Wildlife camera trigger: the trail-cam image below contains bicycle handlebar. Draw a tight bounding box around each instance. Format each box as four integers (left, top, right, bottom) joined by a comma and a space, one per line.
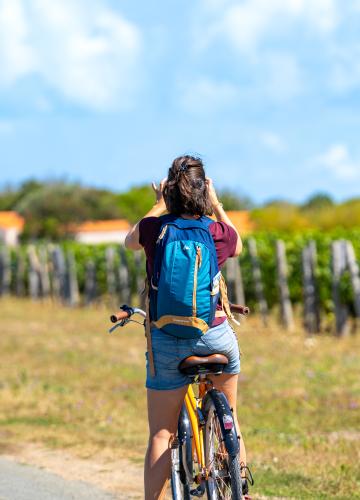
110, 303, 249, 324
110, 310, 131, 323
229, 303, 250, 316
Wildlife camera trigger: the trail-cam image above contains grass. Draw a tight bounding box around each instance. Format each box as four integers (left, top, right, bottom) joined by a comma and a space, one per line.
0, 298, 359, 498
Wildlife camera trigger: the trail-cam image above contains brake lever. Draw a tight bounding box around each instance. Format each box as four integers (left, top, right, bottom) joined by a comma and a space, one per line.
108, 318, 130, 333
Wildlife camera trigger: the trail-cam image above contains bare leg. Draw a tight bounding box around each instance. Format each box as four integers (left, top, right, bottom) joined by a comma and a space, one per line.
208, 373, 247, 467
144, 385, 188, 500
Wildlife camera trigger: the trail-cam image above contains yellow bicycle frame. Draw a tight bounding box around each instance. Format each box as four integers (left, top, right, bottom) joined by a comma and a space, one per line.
184, 382, 208, 469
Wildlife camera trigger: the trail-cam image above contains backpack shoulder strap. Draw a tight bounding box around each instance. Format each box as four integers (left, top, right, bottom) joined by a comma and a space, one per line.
158, 213, 177, 226
219, 274, 234, 321
200, 215, 215, 227
144, 279, 156, 377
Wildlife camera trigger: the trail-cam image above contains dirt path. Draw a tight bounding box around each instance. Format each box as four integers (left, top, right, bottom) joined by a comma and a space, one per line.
1, 444, 288, 499
2, 444, 143, 499
0, 458, 117, 500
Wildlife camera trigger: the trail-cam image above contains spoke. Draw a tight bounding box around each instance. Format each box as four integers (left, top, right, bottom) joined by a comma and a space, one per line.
208, 412, 232, 499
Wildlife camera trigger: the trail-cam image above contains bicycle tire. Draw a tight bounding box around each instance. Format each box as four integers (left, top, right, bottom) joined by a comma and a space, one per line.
171, 402, 192, 500
203, 392, 243, 499
171, 446, 191, 500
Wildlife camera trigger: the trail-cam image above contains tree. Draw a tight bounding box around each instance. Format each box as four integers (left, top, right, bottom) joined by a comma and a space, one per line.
15, 183, 122, 239
302, 192, 334, 211
115, 185, 156, 223
251, 203, 311, 231
218, 189, 253, 211
0, 179, 44, 210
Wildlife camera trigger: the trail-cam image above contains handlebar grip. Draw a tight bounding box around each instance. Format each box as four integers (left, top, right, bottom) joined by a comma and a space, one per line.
110, 310, 131, 323
230, 303, 250, 316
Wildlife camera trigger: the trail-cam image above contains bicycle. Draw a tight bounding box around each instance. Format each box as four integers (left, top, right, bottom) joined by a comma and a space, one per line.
109, 304, 254, 499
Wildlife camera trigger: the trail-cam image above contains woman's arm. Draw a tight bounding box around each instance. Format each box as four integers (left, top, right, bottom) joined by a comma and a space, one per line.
124, 180, 167, 250
206, 178, 243, 256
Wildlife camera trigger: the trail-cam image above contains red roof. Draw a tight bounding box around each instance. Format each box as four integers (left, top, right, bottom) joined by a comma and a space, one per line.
71, 219, 131, 233
0, 211, 25, 230
225, 211, 254, 234
211, 210, 253, 234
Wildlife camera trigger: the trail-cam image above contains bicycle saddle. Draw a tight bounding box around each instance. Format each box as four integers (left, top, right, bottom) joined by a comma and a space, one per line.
178, 354, 229, 376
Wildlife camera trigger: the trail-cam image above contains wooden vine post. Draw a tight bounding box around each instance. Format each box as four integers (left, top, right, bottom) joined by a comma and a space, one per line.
0, 246, 11, 296
225, 256, 245, 306
39, 246, 51, 298
248, 238, 268, 326
66, 250, 80, 306
302, 241, 320, 334
105, 246, 117, 298
51, 246, 67, 302
331, 240, 349, 336
84, 260, 97, 305
15, 249, 25, 297
276, 240, 294, 331
118, 247, 131, 305
345, 241, 360, 329
27, 245, 41, 300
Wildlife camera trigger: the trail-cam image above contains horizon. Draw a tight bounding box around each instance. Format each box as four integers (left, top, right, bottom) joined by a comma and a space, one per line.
0, 175, 357, 207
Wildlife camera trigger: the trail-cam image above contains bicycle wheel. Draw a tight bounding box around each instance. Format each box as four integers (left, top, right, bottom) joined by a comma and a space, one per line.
171, 445, 191, 499
203, 395, 243, 499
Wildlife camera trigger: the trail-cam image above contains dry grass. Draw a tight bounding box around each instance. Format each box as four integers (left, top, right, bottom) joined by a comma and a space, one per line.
1, 298, 359, 498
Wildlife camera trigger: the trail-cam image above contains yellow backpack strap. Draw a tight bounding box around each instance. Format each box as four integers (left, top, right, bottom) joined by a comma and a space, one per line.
219, 274, 235, 322
144, 279, 156, 377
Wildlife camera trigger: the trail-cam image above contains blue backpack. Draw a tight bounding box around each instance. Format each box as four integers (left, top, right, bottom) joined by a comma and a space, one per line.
149, 214, 222, 339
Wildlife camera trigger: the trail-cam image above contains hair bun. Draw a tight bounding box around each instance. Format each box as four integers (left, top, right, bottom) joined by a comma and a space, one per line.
164, 154, 212, 217
192, 178, 204, 189
179, 161, 188, 172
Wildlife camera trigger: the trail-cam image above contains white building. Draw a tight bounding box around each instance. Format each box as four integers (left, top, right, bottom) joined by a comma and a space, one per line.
72, 219, 131, 244
0, 211, 25, 246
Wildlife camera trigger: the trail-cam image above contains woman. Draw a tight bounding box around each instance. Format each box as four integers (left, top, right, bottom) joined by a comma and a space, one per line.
125, 155, 247, 499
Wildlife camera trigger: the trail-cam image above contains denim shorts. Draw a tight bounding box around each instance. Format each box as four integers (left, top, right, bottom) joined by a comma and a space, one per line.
145, 320, 240, 390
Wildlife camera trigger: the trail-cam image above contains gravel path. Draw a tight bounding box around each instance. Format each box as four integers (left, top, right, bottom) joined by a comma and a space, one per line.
0, 444, 144, 499
0, 458, 118, 500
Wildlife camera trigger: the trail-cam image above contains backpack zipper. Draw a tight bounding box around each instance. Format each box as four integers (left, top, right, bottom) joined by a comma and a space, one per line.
157, 225, 168, 243
192, 246, 202, 317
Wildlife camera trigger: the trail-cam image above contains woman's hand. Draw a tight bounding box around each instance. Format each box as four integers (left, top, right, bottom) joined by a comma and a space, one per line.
152, 178, 167, 208
125, 178, 167, 250
206, 177, 220, 208
206, 178, 243, 255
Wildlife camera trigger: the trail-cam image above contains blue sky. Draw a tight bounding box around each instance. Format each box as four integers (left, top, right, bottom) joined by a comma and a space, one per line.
0, 0, 360, 204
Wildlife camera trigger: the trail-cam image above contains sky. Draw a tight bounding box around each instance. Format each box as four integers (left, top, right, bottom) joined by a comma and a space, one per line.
0, 0, 360, 204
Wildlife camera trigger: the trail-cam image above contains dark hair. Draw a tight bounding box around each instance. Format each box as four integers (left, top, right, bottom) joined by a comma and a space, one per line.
163, 155, 213, 216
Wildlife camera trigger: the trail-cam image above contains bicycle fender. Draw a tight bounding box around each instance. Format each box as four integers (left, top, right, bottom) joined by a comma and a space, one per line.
207, 389, 240, 457
178, 403, 193, 482
178, 403, 192, 445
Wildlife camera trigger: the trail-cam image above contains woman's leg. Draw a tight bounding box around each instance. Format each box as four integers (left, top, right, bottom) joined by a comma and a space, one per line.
144, 385, 189, 500
209, 373, 247, 467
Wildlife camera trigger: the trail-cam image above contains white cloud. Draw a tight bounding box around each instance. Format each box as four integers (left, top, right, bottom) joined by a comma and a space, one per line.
261, 132, 286, 153
201, 0, 338, 56
179, 50, 302, 112
180, 78, 239, 113
196, 0, 340, 102
196, 0, 349, 101
313, 144, 360, 180
0, 0, 142, 110
0, 0, 36, 85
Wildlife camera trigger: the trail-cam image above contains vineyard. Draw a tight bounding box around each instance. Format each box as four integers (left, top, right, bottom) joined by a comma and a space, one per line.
1, 229, 360, 335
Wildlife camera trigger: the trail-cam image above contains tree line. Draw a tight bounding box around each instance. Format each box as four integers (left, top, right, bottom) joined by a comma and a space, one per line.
0, 180, 359, 240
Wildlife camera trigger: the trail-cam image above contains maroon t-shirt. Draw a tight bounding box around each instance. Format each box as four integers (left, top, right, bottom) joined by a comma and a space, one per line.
139, 217, 238, 326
